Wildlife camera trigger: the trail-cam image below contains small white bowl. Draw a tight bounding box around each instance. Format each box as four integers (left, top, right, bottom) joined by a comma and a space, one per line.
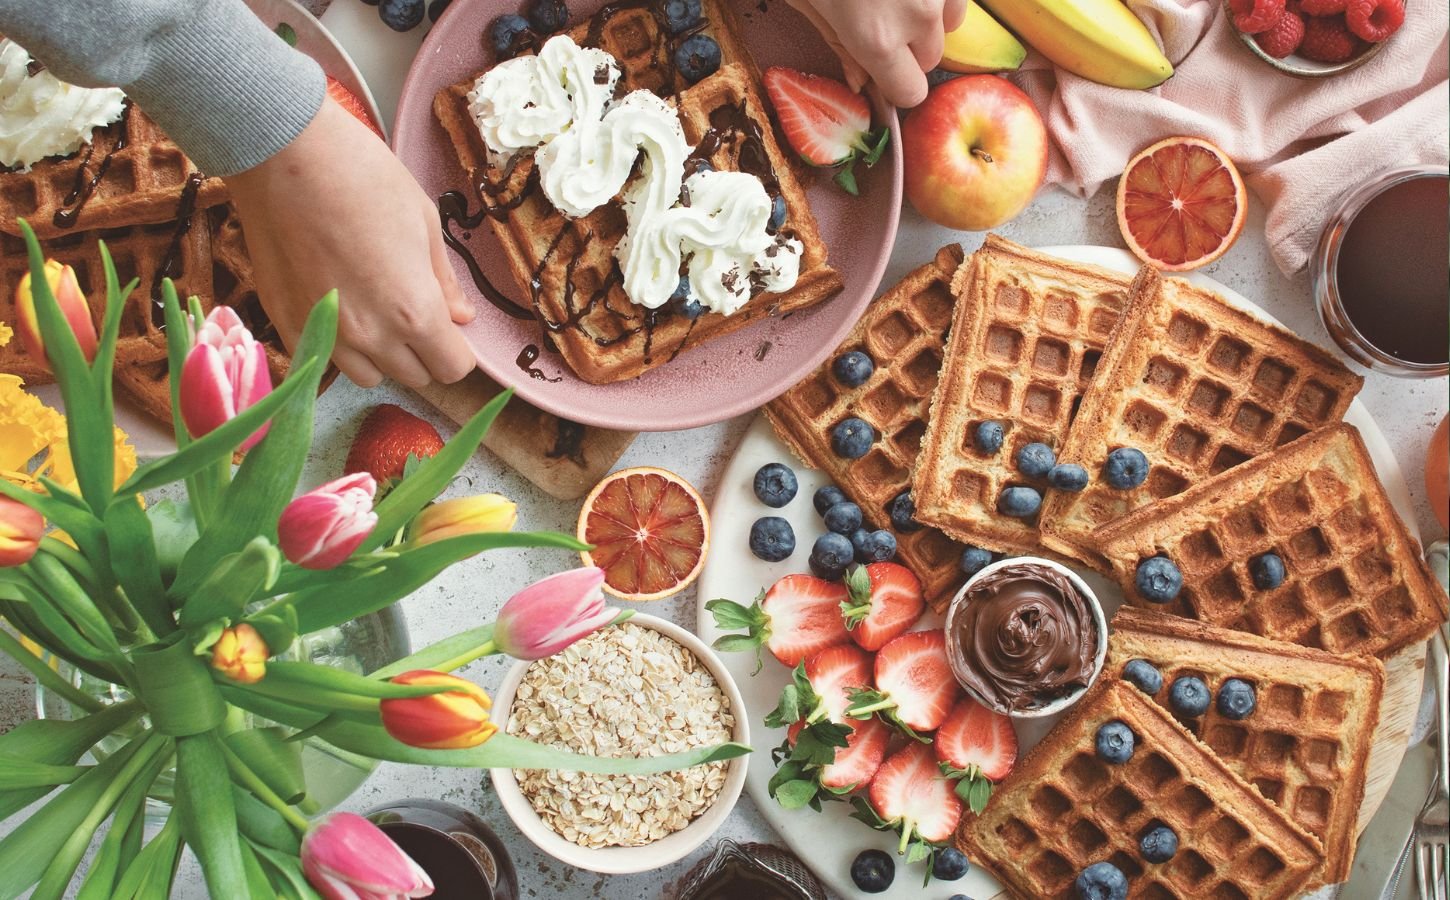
489, 613, 750, 874
944, 556, 1108, 719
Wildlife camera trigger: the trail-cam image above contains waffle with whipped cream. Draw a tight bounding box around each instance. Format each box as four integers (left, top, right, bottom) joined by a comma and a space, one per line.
433, 0, 841, 384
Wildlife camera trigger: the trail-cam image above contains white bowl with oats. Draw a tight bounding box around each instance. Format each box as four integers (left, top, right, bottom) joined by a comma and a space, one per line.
489, 614, 749, 874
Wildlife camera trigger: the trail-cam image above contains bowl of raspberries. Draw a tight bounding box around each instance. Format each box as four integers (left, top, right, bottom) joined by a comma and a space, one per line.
1227, 0, 1406, 75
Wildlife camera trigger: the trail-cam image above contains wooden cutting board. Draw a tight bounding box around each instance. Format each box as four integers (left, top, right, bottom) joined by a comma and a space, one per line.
413, 370, 635, 500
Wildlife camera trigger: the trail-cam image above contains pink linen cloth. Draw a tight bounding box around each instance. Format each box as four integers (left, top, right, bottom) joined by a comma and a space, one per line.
1009, 0, 1449, 274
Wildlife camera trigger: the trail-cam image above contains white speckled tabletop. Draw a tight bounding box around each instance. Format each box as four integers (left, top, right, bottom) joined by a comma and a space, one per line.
0, 4, 1445, 899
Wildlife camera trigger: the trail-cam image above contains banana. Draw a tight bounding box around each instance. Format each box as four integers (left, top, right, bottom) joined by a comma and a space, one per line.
977, 0, 1173, 89
941, 2, 1028, 73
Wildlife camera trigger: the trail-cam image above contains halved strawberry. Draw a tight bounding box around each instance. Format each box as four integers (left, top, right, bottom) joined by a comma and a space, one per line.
841, 563, 926, 651
853, 743, 963, 861
327, 76, 383, 139
936, 696, 1018, 814
846, 629, 957, 737
763, 66, 890, 196
766, 644, 874, 728
707, 574, 851, 672
817, 716, 891, 791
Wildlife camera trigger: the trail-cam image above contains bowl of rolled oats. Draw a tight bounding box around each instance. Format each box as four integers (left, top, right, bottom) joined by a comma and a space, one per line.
490, 614, 749, 873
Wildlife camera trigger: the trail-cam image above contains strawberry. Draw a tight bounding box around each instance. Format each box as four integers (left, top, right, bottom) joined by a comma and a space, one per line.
852, 743, 963, 862
327, 76, 384, 139
766, 644, 874, 728
344, 404, 445, 491
846, 629, 957, 737
935, 697, 1019, 814
763, 66, 890, 196
707, 574, 851, 672
841, 563, 926, 651
766, 647, 886, 808
817, 717, 891, 792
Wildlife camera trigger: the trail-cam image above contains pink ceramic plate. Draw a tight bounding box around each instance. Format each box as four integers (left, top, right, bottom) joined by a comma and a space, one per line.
392, 0, 902, 432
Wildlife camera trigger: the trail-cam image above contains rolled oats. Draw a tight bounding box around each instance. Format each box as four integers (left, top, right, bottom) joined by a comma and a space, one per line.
507, 622, 736, 848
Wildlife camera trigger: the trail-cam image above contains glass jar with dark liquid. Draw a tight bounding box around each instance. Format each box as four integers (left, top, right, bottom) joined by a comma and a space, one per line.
1312, 165, 1450, 377
366, 799, 519, 900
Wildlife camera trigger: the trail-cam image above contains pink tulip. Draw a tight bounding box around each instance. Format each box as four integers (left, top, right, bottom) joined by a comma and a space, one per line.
179, 306, 273, 450
0, 497, 43, 567
278, 474, 378, 570
494, 567, 620, 660
301, 812, 434, 900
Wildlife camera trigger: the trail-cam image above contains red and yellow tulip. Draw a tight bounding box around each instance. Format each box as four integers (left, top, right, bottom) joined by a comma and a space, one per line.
378, 670, 497, 750
15, 260, 97, 367
210, 623, 269, 684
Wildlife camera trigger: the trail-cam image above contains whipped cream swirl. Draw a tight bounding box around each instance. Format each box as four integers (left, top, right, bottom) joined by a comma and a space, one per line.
0, 40, 126, 171
466, 35, 801, 315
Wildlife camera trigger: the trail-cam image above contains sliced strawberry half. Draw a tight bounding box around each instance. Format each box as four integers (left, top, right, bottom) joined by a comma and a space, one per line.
853, 743, 963, 861
936, 696, 1019, 813
818, 716, 891, 792
763, 66, 890, 196
846, 629, 957, 737
841, 563, 926, 652
707, 574, 851, 671
327, 76, 383, 139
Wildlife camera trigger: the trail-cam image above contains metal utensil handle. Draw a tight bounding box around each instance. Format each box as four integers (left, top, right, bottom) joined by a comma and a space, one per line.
1438, 628, 1449, 805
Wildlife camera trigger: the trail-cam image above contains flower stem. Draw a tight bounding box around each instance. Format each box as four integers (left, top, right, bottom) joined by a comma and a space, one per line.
221, 743, 311, 833
0, 626, 105, 712
433, 639, 498, 673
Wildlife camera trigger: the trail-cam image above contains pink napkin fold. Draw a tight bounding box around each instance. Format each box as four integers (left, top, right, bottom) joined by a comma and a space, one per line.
1009, 0, 1449, 274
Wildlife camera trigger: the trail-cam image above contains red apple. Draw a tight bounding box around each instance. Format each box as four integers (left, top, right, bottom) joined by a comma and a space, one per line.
901, 75, 1047, 231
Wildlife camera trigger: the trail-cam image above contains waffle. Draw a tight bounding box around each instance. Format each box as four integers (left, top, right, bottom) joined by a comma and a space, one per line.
911, 236, 1131, 559
764, 246, 968, 609
1094, 424, 1446, 659
1107, 606, 1383, 888
959, 680, 1323, 900
1038, 267, 1363, 569
0, 104, 227, 240
432, 1, 842, 384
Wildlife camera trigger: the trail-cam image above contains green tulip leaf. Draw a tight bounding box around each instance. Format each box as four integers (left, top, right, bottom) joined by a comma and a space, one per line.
245, 607, 298, 656
254, 845, 323, 900
103, 495, 175, 638
131, 638, 226, 736
74, 766, 152, 900
232, 786, 301, 855
174, 732, 247, 898
261, 660, 464, 699
371, 622, 496, 678
109, 812, 182, 900
178, 536, 280, 627
143, 497, 199, 584
239, 840, 275, 898
224, 727, 306, 805
0, 479, 104, 554
0, 759, 87, 791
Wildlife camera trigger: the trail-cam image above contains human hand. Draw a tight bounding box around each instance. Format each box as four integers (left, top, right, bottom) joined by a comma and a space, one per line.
786, 0, 966, 107
224, 97, 476, 389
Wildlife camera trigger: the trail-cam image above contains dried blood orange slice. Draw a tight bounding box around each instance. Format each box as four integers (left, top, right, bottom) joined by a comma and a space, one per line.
577, 467, 710, 602
1116, 136, 1247, 272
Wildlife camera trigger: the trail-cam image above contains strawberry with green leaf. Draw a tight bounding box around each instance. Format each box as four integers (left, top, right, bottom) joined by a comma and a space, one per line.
851, 743, 963, 867
763, 66, 890, 196
935, 696, 1018, 814
840, 563, 926, 651
846, 629, 957, 739
707, 574, 850, 674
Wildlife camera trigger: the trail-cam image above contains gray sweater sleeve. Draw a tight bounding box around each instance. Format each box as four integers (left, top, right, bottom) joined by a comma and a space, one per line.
0, 0, 325, 176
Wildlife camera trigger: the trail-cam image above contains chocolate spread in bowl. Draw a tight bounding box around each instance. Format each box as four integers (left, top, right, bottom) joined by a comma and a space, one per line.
946, 563, 1099, 714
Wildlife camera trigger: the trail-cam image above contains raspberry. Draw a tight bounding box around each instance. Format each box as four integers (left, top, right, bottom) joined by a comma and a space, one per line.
1346, 0, 1404, 41
1298, 0, 1347, 14
1230, 0, 1286, 33
1256, 6, 1306, 56
1300, 14, 1362, 61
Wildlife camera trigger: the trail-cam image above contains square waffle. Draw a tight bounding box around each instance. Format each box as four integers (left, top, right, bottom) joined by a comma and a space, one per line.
0, 104, 227, 240
432, 1, 842, 384
959, 680, 1323, 900
912, 235, 1131, 558
1038, 267, 1363, 569
1107, 606, 1384, 888
1093, 424, 1446, 659
764, 245, 968, 610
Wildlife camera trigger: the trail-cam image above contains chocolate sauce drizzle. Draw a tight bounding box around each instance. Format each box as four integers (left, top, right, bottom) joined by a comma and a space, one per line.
54, 104, 130, 229
514, 343, 562, 382
437, 190, 533, 321
546, 418, 587, 465
150, 171, 204, 305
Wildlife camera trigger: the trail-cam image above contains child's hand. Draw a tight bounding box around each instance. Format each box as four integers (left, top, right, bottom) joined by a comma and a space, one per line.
787, 0, 966, 107
224, 97, 477, 389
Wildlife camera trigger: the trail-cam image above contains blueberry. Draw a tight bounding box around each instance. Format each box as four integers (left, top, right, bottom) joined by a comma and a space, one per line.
660, 0, 702, 33
810, 532, 854, 579
427, 0, 451, 19
753, 463, 798, 508
1250, 552, 1286, 590
832, 350, 874, 387
1048, 463, 1090, 492
378, 0, 426, 31
1169, 675, 1211, 717
960, 546, 993, 577
673, 34, 721, 84
850, 528, 873, 563
861, 530, 897, 562
1016, 442, 1056, 478
488, 14, 531, 55
831, 418, 875, 459
1216, 678, 1257, 720
932, 847, 970, 881
813, 485, 846, 516
525, 0, 568, 32
974, 420, 1005, 455
1103, 447, 1150, 490
948, 896, 973, 900
768, 194, 788, 232
671, 276, 705, 320
749, 517, 794, 562
998, 486, 1042, 518
1074, 862, 1128, 900
824, 501, 863, 535
1123, 659, 1163, 695
1139, 825, 1178, 864
1134, 556, 1182, 603
888, 491, 920, 533
1095, 721, 1135, 764
850, 848, 894, 893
